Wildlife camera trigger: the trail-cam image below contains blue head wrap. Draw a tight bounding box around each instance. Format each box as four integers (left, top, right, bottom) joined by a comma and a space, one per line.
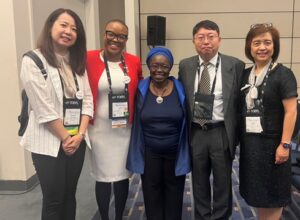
146, 47, 174, 69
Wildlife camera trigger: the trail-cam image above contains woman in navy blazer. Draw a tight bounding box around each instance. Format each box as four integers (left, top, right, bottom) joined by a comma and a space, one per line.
127, 47, 191, 220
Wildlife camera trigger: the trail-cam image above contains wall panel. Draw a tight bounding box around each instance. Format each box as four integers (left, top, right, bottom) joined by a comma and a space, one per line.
294, 12, 300, 37
141, 40, 194, 64
31, 0, 85, 44
140, 0, 299, 86
293, 38, 300, 63
141, 0, 294, 13
295, 0, 300, 11
141, 39, 292, 65
141, 13, 293, 40
293, 64, 300, 75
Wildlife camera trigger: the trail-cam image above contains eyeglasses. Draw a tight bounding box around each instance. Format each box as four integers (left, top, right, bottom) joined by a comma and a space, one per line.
105, 31, 128, 42
149, 63, 171, 72
250, 23, 273, 29
194, 34, 219, 42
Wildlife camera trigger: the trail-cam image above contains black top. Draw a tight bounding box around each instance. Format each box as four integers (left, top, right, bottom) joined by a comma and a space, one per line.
239, 63, 297, 207
240, 63, 297, 136
141, 87, 183, 154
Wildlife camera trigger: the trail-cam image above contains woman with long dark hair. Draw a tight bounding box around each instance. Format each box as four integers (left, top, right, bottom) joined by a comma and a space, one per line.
20, 8, 93, 220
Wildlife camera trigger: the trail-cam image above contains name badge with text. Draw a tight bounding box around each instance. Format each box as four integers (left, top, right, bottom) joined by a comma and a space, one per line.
245, 116, 263, 133
63, 98, 82, 135
108, 92, 129, 128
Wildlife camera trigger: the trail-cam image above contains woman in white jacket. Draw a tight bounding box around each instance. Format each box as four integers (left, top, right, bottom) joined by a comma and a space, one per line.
20, 8, 93, 220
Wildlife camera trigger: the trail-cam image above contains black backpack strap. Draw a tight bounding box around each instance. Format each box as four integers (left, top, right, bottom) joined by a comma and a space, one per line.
23, 50, 47, 79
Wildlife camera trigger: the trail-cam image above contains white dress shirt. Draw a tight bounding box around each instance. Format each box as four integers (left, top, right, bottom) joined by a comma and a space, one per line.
194, 53, 224, 121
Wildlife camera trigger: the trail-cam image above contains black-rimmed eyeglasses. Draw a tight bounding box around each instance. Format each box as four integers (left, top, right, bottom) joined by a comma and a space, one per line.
105, 31, 128, 42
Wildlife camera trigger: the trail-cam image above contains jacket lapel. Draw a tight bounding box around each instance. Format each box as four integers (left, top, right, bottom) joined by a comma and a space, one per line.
220, 55, 234, 115
48, 67, 63, 105
185, 56, 198, 112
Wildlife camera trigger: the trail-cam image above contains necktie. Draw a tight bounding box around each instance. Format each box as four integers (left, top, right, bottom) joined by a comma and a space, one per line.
199, 63, 210, 94
198, 63, 210, 126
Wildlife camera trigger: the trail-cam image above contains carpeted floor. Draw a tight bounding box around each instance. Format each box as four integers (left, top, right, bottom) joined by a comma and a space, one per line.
92, 147, 300, 220
1, 147, 299, 220
92, 153, 258, 220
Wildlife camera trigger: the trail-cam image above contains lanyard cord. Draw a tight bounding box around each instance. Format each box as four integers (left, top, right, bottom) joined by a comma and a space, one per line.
103, 52, 129, 94
57, 69, 80, 98
257, 62, 274, 105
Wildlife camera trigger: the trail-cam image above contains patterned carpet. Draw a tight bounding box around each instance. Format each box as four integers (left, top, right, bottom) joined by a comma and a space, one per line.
92, 151, 258, 220
92, 147, 300, 220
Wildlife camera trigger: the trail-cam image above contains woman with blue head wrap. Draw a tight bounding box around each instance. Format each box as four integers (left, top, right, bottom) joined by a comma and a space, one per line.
146, 47, 174, 69
146, 47, 174, 103
127, 47, 191, 220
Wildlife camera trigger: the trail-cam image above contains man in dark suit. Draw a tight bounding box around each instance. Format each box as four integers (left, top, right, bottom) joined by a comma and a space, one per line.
178, 20, 245, 220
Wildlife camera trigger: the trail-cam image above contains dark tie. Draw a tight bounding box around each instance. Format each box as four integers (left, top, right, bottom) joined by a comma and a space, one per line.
199, 63, 210, 94
198, 63, 210, 126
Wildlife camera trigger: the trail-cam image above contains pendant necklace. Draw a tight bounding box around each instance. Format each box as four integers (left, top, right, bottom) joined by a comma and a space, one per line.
151, 80, 169, 104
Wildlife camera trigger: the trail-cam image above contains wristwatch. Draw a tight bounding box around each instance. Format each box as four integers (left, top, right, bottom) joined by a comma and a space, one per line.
281, 142, 291, 149
78, 131, 86, 138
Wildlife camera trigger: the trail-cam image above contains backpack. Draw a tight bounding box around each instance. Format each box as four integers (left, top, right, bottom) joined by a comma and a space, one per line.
18, 51, 47, 136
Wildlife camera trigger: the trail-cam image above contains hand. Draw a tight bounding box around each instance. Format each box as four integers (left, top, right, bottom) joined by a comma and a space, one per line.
275, 144, 290, 164
62, 136, 74, 155
62, 134, 83, 155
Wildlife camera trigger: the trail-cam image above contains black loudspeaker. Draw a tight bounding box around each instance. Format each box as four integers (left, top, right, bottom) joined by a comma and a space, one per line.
147, 16, 166, 46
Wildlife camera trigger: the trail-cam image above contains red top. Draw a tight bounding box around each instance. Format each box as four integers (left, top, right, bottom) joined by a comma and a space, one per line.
86, 50, 143, 124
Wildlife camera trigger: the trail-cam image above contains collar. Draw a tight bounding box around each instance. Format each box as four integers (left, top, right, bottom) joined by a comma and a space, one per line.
138, 76, 185, 105
250, 59, 272, 77
55, 52, 70, 66
198, 53, 219, 66
99, 49, 123, 64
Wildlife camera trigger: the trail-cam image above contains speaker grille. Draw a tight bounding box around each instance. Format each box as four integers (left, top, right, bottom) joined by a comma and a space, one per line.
147, 16, 166, 46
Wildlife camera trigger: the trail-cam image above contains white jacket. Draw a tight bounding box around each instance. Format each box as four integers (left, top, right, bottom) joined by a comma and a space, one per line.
20, 50, 93, 157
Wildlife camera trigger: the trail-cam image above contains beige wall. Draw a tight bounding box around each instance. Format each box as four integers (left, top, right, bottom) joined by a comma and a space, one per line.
140, 0, 300, 83
97, 0, 140, 55
1, 0, 299, 184
0, 0, 99, 185
125, 0, 140, 55
31, 0, 85, 47
98, 0, 125, 47
0, 0, 29, 181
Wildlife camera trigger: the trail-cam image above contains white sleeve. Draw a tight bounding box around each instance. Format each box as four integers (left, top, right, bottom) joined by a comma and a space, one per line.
80, 70, 94, 118
20, 55, 59, 124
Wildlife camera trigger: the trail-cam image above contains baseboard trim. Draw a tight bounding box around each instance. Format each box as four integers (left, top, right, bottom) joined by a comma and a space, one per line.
0, 174, 39, 191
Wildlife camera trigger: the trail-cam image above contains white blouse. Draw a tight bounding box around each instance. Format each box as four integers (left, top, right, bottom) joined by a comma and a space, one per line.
20, 49, 93, 157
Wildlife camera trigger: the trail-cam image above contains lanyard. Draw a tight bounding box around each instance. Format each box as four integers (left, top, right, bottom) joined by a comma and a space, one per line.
103, 52, 129, 94
58, 69, 80, 98
255, 62, 274, 106
197, 55, 220, 94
